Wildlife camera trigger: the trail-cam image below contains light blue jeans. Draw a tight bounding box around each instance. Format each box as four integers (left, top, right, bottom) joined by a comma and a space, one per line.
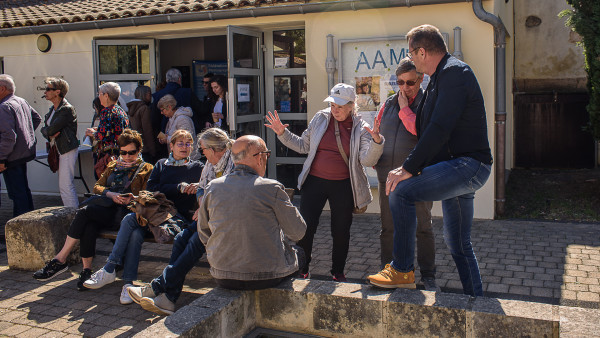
389, 157, 491, 296
106, 213, 147, 282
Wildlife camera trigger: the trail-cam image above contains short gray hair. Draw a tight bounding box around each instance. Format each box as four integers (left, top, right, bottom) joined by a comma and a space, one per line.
166, 68, 182, 83
198, 128, 233, 152
157, 94, 177, 110
0, 74, 16, 93
395, 57, 417, 76
232, 137, 262, 163
99, 82, 121, 102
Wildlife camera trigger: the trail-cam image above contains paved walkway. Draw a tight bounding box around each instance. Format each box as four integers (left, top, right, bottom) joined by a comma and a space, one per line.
0, 194, 598, 337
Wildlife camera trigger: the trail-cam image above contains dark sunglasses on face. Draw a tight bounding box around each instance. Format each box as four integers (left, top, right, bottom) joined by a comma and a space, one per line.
45, 87, 57, 91
119, 149, 138, 156
253, 150, 272, 159
397, 79, 417, 86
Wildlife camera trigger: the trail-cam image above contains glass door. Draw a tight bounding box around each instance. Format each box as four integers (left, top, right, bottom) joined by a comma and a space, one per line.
226, 26, 264, 138
93, 39, 156, 108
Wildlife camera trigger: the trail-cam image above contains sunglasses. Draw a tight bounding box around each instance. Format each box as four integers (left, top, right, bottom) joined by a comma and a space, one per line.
203, 81, 210, 85
397, 79, 417, 86
44, 87, 57, 91
253, 150, 272, 159
119, 149, 138, 156
175, 142, 193, 148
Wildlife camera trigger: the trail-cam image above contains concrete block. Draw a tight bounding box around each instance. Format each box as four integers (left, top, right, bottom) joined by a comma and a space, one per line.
5, 206, 80, 270
387, 289, 469, 337
559, 306, 600, 337
470, 297, 559, 337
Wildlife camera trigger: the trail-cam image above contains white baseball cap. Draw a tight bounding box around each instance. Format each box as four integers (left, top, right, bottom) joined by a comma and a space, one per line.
324, 83, 356, 105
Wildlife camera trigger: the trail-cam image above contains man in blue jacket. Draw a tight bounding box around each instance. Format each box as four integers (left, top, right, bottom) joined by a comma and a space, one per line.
0, 74, 42, 216
368, 25, 493, 297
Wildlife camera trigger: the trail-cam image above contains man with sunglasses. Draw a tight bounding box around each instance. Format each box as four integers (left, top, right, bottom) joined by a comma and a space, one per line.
0, 74, 41, 217
374, 58, 438, 292
369, 25, 492, 297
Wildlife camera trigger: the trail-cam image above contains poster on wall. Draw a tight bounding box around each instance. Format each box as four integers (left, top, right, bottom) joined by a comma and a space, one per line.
192, 60, 227, 101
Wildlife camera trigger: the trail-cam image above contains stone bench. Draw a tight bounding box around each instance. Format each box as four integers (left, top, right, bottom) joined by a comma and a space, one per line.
5, 206, 166, 271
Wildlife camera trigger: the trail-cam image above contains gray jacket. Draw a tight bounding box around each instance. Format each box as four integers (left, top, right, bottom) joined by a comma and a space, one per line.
198, 165, 306, 281
278, 108, 384, 209
0, 93, 42, 166
41, 98, 79, 155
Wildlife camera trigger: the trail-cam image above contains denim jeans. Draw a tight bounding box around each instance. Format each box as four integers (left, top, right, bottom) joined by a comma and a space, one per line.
389, 157, 491, 296
2, 163, 34, 217
151, 225, 205, 303
106, 213, 147, 282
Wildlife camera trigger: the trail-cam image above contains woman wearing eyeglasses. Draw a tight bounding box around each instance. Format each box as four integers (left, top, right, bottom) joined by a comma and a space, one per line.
265, 83, 384, 282
82, 129, 203, 305
156, 94, 198, 158
40, 78, 79, 208
33, 129, 153, 289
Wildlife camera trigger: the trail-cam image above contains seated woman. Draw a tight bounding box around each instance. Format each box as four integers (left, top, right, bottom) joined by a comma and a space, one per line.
82, 129, 203, 305
33, 129, 153, 290
127, 127, 235, 315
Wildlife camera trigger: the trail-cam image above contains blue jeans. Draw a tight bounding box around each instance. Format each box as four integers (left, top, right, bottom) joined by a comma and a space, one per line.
151, 224, 205, 303
389, 157, 491, 296
106, 213, 147, 282
2, 163, 34, 217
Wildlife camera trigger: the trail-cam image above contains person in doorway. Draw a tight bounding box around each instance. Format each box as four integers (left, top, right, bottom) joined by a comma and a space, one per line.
157, 94, 198, 159
127, 85, 157, 164
200, 72, 217, 129
40, 77, 80, 209
0, 74, 42, 217
33, 129, 153, 290
209, 75, 229, 131
126, 127, 235, 316
265, 83, 384, 282
368, 24, 492, 296
374, 58, 438, 292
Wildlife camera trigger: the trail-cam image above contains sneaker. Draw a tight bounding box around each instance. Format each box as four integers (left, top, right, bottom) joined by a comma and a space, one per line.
83, 268, 116, 289
77, 268, 93, 291
332, 273, 348, 283
421, 277, 441, 292
140, 293, 175, 316
32, 259, 68, 281
120, 284, 134, 305
127, 285, 156, 305
367, 264, 416, 289
298, 271, 310, 279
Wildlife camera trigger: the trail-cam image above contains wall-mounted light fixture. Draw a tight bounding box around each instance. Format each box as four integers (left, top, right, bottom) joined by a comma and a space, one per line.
37, 34, 52, 53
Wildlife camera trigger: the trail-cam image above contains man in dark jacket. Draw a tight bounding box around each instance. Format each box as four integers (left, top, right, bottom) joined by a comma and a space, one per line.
374, 58, 437, 291
0, 74, 42, 216
368, 25, 493, 297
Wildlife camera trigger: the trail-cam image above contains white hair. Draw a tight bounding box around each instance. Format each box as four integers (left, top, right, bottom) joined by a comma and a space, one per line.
166, 68, 182, 83
99, 82, 121, 102
0, 74, 16, 93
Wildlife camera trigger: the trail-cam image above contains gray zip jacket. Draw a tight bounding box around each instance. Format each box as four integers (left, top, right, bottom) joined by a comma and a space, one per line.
198, 165, 307, 281
278, 108, 384, 209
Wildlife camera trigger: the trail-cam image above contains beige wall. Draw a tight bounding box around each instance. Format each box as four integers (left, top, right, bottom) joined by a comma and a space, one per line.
514, 0, 586, 91
0, 1, 509, 219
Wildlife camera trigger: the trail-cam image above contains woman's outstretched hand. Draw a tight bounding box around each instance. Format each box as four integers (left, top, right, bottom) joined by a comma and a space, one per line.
364, 118, 383, 144
265, 110, 289, 136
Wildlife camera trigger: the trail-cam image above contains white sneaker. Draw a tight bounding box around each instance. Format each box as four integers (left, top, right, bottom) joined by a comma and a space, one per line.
120, 284, 134, 305
83, 268, 116, 289
127, 285, 156, 304
140, 293, 175, 315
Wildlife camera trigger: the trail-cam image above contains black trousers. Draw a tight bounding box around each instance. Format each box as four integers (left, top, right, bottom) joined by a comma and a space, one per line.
67, 204, 124, 258
298, 175, 354, 275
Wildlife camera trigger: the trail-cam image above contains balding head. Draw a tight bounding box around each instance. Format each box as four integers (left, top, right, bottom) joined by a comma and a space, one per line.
232, 135, 268, 176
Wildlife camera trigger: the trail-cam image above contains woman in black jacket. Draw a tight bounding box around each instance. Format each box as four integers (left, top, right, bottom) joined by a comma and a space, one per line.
40, 77, 79, 208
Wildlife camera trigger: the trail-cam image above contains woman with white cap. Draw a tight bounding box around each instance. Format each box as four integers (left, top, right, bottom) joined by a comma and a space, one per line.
265, 83, 384, 282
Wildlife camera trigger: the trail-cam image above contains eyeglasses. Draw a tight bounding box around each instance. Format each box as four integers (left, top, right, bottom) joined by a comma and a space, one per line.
44, 87, 57, 91
175, 142, 193, 148
119, 149, 138, 156
253, 150, 272, 159
397, 79, 418, 86
407, 47, 421, 59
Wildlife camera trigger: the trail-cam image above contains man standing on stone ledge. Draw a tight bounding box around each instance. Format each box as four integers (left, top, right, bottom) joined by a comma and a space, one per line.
368, 24, 492, 297
0, 74, 42, 217
374, 58, 438, 292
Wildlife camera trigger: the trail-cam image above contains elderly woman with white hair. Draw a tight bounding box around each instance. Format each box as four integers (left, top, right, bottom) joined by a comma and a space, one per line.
85, 82, 130, 177
265, 83, 384, 283
157, 94, 198, 159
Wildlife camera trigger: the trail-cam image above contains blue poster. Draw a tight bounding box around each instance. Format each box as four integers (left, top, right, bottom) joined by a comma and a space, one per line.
192, 61, 227, 100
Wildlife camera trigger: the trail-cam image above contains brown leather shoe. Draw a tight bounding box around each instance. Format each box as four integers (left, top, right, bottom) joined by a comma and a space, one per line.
368, 264, 416, 289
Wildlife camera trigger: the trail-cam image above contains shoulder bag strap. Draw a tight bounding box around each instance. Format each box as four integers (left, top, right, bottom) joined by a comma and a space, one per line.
334, 120, 349, 167
122, 161, 146, 192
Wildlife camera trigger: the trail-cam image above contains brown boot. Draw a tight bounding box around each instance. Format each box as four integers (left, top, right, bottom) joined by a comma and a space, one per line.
368, 264, 416, 289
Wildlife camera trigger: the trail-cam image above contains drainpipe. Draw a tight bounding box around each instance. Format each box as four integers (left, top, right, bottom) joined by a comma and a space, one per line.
472, 0, 509, 217
326, 34, 336, 91
452, 27, 464, 61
